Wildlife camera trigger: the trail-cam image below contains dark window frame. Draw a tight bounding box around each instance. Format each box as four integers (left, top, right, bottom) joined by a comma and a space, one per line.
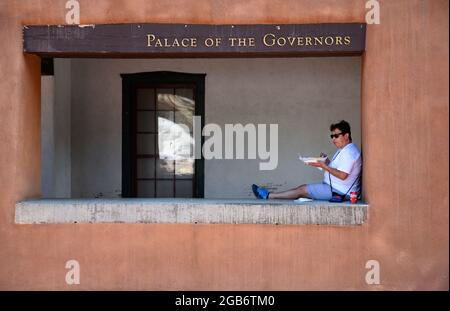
121, 71, 205, 198
41, 57, 54, 76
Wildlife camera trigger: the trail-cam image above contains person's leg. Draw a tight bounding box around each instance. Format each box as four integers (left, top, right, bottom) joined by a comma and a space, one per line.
305, 183, 334, 201
252, 183, 333, 201
268, 184, 309, 200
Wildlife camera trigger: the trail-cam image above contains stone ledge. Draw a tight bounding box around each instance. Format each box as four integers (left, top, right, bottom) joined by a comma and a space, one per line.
15, 198, 368, 226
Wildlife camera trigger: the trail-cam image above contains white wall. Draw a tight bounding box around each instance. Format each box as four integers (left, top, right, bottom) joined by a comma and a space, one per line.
41, 76, 55, 197
54, 59, 72, 197
68, 57, 361, 198
41, 59, 71, 198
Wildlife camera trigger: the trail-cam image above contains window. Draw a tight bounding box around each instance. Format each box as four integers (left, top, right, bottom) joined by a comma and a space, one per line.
121, 72, 205, 198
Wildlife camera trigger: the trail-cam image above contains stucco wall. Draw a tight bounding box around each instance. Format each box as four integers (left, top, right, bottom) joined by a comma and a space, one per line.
67, 57, 361, 198
0, 0, 448, 290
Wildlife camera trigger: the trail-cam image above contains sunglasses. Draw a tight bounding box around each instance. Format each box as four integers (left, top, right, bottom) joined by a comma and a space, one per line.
330, 132, 345, 139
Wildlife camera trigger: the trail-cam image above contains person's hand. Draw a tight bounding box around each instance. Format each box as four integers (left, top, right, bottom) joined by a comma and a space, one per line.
320, 152, 330, 165
308, 161, 327, 169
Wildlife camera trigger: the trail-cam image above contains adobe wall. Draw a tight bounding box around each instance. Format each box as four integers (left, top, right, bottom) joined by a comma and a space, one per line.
0, 0, 447, 290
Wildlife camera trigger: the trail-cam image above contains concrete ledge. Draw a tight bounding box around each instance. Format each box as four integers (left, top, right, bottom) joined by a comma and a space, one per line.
15, 198, 368, 226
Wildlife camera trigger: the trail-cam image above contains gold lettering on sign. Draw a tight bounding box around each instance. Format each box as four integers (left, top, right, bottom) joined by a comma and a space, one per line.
262, 33, 276, 47
305, 37, 312, 46
277, 37, 286, 46
229, 37, 255, 47
324, 36, 334, 45
204, 37, 222, 47
238, 38, 247, 47
146, 32, 353, 49
314, 37, 323, 45
172, 38, 180, 47
147, 34, 156, 47
147, 34, 197, 48
262, 33, 352, 47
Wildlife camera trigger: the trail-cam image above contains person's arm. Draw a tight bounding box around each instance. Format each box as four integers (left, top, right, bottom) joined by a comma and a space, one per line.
308, 162, 349, 180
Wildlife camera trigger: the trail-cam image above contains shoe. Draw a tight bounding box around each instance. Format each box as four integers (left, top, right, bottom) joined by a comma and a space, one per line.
252, 184, 269, 199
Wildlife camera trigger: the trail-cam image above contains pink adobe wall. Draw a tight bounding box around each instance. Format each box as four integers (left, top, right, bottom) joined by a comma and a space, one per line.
0, 0, 448, 290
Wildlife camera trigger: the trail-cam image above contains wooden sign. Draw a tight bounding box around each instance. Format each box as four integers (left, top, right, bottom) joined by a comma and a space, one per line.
23, 23, 366, 57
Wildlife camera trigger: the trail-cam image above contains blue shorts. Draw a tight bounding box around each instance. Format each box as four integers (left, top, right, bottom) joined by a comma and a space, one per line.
306, 183, 346, 201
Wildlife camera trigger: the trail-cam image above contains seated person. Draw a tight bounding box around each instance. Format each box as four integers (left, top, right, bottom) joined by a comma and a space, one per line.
252, 120, 362, 201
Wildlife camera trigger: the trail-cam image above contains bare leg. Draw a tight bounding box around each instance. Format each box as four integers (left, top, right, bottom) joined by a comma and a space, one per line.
268, 184, 310, 200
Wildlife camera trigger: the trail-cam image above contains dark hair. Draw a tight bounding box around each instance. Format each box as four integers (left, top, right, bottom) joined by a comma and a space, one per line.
330, 120, 352, 141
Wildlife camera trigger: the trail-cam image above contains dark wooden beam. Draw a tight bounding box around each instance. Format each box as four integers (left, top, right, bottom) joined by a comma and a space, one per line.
23, 23, 366, 57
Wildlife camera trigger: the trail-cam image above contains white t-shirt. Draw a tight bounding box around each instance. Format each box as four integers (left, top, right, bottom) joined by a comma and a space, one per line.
323, 143, 362, 195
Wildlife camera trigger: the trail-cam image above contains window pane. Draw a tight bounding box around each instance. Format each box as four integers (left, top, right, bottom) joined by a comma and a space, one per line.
174, 138, 193, 161
137, 88, 155, 110
175, 180, 193, 198
137, 159, 155, 179
157, 180, 174, 197
175, 159, 194, 179
175, 111, 193, 133
156, 159, 174, 178
157, 111, 175, 159
157, 112, 175, 137
157, 89, 174, 110
137, 180, 155, 197
137, 111, 155, 132
137, 134, 155, 155
174, 89, 194, 132
157, 111, 175, 123
175, 88, 194, 100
